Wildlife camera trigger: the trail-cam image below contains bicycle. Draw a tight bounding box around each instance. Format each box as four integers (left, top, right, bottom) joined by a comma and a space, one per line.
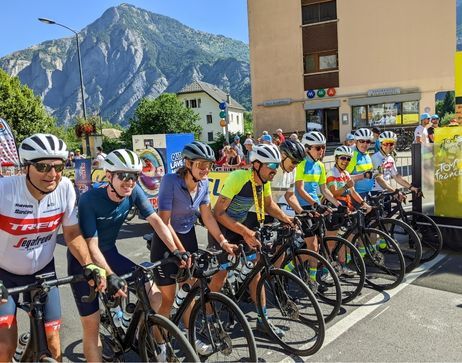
222, 224, 326, 357
7, 272, 96, 362
169, 247, 258, 362
98, 257, 198, 362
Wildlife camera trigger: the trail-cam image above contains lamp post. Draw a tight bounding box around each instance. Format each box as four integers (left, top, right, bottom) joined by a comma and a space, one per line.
38, 17, 91, 157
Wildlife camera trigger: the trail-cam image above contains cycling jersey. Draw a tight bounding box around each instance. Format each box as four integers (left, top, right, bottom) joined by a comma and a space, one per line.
270, 170, 295, 204
346, 148, 374, 194
0, 176, 78, 275
326, 166, 354, 210
294, 158, 326, 206
78, 184, 155, 252
371, 151, 398, 191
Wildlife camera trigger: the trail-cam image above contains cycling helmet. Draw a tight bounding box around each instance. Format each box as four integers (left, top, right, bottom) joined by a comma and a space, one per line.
378, 131, 397, 143
354, 128, 374, 140
250, 144, 281, 163
279, 140, 306, 162
19, 133, 68, 164
334, 145, 354, 158
301, 131, 326, 146
182, 141, 215, 162
104, 149, 142, 172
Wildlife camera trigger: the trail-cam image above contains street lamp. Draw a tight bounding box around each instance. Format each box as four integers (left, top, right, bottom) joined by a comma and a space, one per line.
38, 17, 91, 157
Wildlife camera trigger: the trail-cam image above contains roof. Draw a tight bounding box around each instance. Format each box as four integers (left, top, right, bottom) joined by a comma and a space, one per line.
102, 128, 122, 139
177, 80, 246, 111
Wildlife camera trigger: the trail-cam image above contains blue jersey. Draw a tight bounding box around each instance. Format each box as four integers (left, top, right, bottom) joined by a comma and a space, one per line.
78, 184, 155, 252
157, 173, 210, 234
294, 158, 326, 206
346, 148, 374, 194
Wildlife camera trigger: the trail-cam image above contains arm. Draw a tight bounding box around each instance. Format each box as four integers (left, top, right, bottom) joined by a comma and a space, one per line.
200, 204, 236, 254
284, 190, 304, 214
320, 184, 341, 207
374, 175, 395, 192
265, 196, 292, 224
157, 210, 186, 252
295, 180, 318, 206
146, 212, 179, 253
62, 224, 93, 266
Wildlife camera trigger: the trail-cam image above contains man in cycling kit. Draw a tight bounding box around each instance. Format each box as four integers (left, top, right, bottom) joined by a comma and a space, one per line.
209, 143, 293, 337
0, 134, 105, 362
67, 149, 180, 362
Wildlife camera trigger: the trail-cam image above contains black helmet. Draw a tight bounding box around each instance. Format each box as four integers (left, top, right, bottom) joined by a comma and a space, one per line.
279, 140, 305, 162
182, 141, 215, 162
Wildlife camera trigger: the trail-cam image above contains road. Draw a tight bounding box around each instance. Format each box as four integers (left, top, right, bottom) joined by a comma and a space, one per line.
16, 216, 462, 362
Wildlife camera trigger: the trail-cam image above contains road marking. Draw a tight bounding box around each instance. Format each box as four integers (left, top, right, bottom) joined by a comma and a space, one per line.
371, 305, 390, 320
280, 253, 447, 362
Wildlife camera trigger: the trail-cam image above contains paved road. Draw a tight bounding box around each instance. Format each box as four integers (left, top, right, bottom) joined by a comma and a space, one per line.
16, 216, 462, 362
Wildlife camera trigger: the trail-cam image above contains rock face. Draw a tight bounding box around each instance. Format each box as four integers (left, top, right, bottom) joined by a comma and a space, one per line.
0, 3, 251, 125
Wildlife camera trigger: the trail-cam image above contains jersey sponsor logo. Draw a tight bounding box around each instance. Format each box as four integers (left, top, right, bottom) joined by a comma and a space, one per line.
0, 213, 64, 236
13, 233, 53, 250
14, 209, 33, 215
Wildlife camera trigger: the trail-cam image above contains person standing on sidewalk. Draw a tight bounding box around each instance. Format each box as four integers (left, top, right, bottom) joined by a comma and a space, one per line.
414, 113, 431, 144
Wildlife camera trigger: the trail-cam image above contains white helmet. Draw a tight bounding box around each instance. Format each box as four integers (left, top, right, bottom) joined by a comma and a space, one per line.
249, 144, 281, 163
104, 149, 142, 172
334, 146, 353, 158
19, 133, 68, 164
379, 131, 397, 143
301, 131, 326, 146
354, 128, 374, 140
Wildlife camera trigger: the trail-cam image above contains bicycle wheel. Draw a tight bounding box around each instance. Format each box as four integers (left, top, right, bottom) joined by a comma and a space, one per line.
320, 236, 366, 304
256, 268, 325, 356
403, 211, 443, 263
126, 206, 137, 221
371, 218, 421, 272
188, 292, 257, 362
99, 310, 125, 362
282, 249, 342, 323
138, 314, 199, 362
353, 228, 405, 290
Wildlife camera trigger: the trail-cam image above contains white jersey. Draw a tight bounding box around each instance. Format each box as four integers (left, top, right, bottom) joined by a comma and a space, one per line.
371, 151, 398, 191
414, 125, 429, 144
270, 170, 296, 216
0, 176, 78, 275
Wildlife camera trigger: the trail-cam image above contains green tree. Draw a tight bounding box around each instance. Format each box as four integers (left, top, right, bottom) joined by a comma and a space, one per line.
441, 91, 455, 117
244, 111, 253, 136
0, 69, 55, 141
122, 93, 201, 148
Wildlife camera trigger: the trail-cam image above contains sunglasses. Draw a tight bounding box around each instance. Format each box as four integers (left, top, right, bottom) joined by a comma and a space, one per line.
265, 162, 280, 170
382, 142, 395, 147
30, 161, 65, 173
193, 160, 214, 170
338, 156, 351, 161
311, 145, 326, 151
114, 172, 139, 182
357, 140, 372, 144
288, 157, 300, 166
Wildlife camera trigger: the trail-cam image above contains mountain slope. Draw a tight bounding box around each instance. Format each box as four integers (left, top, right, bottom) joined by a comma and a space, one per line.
0, 3, 250, 125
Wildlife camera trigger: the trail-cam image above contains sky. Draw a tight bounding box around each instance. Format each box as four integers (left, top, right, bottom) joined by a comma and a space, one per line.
0, 0, 249, 57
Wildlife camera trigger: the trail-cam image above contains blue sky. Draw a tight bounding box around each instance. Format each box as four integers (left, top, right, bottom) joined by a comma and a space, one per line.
0, 0, 249, 57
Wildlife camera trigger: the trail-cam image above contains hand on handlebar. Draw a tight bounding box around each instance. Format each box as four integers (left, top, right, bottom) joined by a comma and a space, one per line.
221, 241, 239, 256
315, 203, 331, 215
83, 263, 107, 292
107, 273, 127, 299
173, 249, 191, 268
0, 280, 8, 304
243, 228, 261, 250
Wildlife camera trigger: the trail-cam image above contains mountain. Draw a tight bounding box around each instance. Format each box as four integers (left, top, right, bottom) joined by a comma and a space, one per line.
0, 3, 251, 126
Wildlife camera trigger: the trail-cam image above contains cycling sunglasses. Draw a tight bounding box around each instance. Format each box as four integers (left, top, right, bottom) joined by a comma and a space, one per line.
193, 160, 214, 170
382, 142, 395, 147
286, 157, 300, 166
357, 140, 372, 144
30, 161, 65, 173
114, 172, 140, 182
265, 162, 280, 170
311, 145, 326, 151
338, 156, 351, 161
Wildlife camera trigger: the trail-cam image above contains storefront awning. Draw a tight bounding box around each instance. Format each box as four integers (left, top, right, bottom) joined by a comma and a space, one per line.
348, 92, 421, 106
304, 100, 341, 110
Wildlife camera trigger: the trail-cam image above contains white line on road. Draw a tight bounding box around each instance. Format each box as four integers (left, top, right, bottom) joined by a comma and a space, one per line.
370, 305, 390, 320
280, 253, 447, 363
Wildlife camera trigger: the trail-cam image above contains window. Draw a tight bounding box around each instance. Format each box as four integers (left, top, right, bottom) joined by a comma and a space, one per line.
304, 51, 337, 73
352, 101, 419, 128
236, 115, 240, 125
197, 98, 201, 108
190, 99, 197, 108
206, 114, 213, 124
185, 100, 189, 108
207, 132, 214, 142
302, 1, 336, 25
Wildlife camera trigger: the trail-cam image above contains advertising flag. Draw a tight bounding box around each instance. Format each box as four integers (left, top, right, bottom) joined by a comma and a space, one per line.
0, 118, 20, 166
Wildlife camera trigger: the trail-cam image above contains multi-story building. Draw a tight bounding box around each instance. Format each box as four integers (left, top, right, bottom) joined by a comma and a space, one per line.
248, 0, 455, 143
177, 80, 245, 143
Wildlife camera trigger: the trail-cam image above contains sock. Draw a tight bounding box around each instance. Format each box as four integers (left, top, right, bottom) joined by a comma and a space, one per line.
284, 262, 294, 272
158, 343, 166, 354
258, 306, 267, 322
377, 239, 387, 249
359, 246, 366, 257
346, 253, 351, 263
309, 267, 317, 281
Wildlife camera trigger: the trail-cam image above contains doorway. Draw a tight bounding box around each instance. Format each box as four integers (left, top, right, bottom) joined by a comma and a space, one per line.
305, 108, 340, 143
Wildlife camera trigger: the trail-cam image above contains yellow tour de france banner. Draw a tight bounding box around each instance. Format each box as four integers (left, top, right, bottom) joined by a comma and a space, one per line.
434, 126, 462, 218
207, 171, 230, 207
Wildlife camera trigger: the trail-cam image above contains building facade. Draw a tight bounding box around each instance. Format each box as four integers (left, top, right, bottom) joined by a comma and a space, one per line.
248, 0, 455, 142
177, 81, 245, 143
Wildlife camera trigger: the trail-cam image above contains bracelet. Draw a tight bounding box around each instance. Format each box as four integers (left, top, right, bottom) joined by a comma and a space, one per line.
219, 239, 228, 247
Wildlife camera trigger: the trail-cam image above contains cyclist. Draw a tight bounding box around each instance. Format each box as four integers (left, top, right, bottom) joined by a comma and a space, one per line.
0, 134, 105, 362
67, 149, 181, 362
208, 143, 293, 338
150, 141, 236, 355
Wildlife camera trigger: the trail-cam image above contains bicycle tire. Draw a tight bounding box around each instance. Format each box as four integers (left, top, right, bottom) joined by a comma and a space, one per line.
320, 236, 366, 304
188, 291, 258, 362
282, 249, 342, 323
126, 206, 137, 221
256, 268, 325, 356
138, 314, 199, 362
370, 217, 421, 272
403, 211, 443, 263
353, 228, 405, 290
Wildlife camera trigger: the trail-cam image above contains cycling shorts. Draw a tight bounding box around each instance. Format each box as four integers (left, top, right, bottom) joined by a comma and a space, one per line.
0, 260, 61, 332
67, 248, 137, 317
150, 228, 198, 286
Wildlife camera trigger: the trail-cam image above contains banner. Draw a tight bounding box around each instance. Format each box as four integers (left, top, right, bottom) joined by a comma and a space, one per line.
0, 118, 20, 167
434, 126, 462, 218
74, 159, 92, 196
456, 0, 462, 123
207, 171, 231, 207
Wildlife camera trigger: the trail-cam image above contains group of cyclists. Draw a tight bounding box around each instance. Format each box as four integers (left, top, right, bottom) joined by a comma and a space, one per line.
0, 125, 420, 361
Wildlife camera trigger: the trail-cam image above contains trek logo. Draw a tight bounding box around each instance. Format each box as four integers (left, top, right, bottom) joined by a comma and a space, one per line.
0, 213, 64, 236
14, 234, 53, 250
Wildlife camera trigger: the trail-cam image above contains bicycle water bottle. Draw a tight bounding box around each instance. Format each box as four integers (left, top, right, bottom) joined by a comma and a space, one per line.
13, 332, 30, 361
121, 303, 136, 330
238, 261, 254, 283
173, 283, 191, 309
110, 305, 124, 328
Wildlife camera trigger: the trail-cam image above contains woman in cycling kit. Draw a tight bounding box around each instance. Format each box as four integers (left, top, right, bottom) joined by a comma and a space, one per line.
150, 141, 236, 355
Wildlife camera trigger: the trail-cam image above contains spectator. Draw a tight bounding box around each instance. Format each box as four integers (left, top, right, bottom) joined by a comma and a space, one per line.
414, 113, 431, 144
262, 130, 269, 135
243, 138, 254, 164
92, 146, 107, 169
231, 135, 244, 158
372, 127, 381, 152
344, 133, 355, 147
428, 114, 439, 143
289, 133, 299, 142
223, 146, 241, 167
261, 134, 273, 144
74, 149, 83, 160
275, 128, 285, 143
65, 152, 74, 168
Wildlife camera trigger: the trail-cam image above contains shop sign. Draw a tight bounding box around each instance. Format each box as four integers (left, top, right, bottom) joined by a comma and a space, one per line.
327, 88, 336, 97
317, 89, 326, 98
306, 90, 316, 99
367, 88, 401, 97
